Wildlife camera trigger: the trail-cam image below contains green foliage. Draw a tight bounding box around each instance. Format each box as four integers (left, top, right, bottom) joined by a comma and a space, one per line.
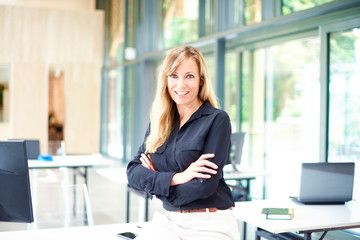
164, 17, 198, 49
282, 0, 335, 15
330, 33, 357, 64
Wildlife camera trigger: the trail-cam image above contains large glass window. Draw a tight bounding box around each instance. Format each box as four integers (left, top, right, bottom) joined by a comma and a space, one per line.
242, 36, 321, 198
162, 0, 199, 49
125, 65, 136, 162
125, 0, 139, 60
225, 51, 240, 132
109, 0, 125, 65
244, 0, 262, 25
204, 0, 215, 35
327, 27, 360, 209
328, 28, 360, 162
104, 68, 123, 159
282, 0, 335, 15
203, 52, 216, 92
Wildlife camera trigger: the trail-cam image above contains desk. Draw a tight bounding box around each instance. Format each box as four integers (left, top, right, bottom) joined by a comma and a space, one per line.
0, 223, 143, 240
234, 199, 360, 240
97, 168, 265, 223
29, 154, 114, 186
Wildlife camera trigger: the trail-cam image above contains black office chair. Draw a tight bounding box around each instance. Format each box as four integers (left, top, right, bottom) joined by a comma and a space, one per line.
228, 132, 245, 172
226, 132, 249, 201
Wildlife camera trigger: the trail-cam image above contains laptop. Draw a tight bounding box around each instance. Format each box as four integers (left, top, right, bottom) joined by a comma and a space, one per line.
291, 162, 355, 204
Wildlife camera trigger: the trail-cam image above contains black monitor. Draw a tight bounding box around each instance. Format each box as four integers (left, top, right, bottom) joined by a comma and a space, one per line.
0, 140, 34, 223
24, 140, 40, 160
9, 139, 40, 160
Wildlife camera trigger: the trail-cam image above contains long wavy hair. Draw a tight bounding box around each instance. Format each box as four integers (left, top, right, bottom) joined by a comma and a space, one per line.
145, 46, 219, 153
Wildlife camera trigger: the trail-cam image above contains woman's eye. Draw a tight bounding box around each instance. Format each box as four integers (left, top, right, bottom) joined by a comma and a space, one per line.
186, 74, 194, 79
169, 74, 177, 78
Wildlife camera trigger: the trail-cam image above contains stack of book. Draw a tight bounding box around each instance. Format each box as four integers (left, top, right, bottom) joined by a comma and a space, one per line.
261, 207, 295, 220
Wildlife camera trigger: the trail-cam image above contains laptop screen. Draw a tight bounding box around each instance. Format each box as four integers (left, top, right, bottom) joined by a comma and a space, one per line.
299, 162, 355, 204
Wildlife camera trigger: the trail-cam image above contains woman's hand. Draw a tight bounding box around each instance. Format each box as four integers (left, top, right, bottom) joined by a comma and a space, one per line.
170, 153, 218, 186
140, 153, 158, 171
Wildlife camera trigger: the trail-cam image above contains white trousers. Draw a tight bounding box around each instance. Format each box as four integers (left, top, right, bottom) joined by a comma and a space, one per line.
135, 209, 240, 240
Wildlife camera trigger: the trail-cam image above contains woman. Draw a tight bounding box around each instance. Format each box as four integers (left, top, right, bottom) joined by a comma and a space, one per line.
127, 46, 240, 240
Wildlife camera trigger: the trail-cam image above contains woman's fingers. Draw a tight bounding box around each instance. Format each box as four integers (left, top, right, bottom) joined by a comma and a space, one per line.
140, 153, 157, 171
140, 153, 150, 168
187, 153, 219, 178
196, 153, 218, 170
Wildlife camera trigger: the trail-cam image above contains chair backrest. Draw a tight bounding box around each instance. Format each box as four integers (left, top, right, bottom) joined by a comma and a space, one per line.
228, 132, 245, 171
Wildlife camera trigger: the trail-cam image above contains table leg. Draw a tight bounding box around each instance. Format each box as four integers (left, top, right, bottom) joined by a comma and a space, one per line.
126, 186, 130, 223
73, 167, 77, 185
243, 222, 247, 240
255, 228, 261, 240
304, 233, 312, 240
73, 168, 77, 217
145, 196, 149, 222
245, 179, 250, 201
84, 167, 88, 186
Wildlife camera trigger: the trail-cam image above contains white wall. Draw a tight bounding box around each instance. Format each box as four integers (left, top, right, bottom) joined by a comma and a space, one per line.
0, 4, 104, 154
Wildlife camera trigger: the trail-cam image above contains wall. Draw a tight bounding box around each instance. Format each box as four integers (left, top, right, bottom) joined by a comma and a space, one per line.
0, 0, 95, 10
0, 5, 104, 154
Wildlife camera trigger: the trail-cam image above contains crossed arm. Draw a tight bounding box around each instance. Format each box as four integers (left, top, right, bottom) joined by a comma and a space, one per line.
140, 153, 218, 186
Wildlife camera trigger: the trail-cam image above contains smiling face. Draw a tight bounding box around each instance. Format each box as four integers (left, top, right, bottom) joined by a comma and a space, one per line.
167, 57, 202, 110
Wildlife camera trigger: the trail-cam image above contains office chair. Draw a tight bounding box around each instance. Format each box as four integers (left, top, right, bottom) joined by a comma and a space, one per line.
226, 132, 248, 201
228, 132, 245, 172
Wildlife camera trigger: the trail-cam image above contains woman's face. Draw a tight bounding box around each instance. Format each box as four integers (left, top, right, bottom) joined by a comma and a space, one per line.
167, 57, 202, 108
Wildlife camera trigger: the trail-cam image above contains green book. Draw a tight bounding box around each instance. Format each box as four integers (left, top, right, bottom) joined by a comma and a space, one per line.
261, 207, 294, 220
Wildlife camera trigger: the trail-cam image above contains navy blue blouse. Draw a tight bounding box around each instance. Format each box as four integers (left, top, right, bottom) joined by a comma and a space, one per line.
126, 101, 235, 211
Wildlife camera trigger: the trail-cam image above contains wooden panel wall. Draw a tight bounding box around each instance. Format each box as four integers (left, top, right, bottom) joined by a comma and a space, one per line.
0, 5, 104, 154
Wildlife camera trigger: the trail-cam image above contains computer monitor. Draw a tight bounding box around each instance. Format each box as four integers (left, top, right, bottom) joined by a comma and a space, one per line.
0, 140, 34, 223
9, 139, 40, 160
24, 139, 40, 160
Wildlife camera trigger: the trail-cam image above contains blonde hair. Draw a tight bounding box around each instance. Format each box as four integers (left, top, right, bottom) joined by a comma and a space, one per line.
145, 46, 219, 153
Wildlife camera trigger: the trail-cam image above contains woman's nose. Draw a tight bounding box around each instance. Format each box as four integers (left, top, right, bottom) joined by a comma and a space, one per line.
177, 76, 186, 86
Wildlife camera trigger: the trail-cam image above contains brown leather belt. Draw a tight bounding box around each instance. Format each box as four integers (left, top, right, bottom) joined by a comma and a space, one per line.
174, 207, 232, 213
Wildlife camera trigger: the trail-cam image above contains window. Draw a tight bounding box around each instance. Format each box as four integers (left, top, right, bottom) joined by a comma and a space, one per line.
328, 28, 360, 162
245, 0, 262, 25
103, 68, 123, 159
242, 36, 321, 198
125, 65, 136, 161
225, 51, 240, 132
282, 0, 335, 15
204, 0, 215, 35
162, 0, 199, 49
203, 52, 216, 92
109, 0, 126, 65
125, 0, 138, 60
